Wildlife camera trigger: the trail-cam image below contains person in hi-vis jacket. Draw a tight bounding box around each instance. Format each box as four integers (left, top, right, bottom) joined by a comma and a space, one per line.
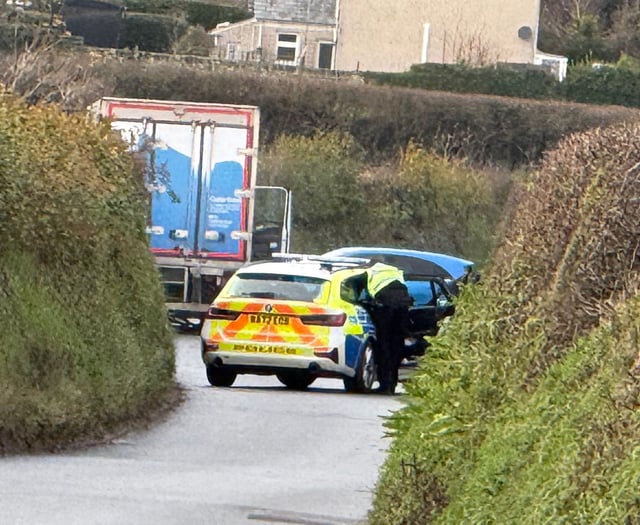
358, 263, 413, 394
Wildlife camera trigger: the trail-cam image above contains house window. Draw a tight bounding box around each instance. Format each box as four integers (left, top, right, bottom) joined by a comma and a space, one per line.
226, 42, 238, 61
276, 33, 298, 63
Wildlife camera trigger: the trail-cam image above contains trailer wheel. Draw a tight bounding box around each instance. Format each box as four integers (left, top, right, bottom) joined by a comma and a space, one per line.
206, 365, 236, 387
343, 340, 377, 393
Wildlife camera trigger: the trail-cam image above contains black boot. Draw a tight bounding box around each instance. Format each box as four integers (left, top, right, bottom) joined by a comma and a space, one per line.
376, 379, 397, 395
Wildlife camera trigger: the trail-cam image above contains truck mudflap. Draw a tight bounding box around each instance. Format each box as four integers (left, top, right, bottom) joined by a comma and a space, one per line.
166, 303, 211, 332
159, 264, 235, 332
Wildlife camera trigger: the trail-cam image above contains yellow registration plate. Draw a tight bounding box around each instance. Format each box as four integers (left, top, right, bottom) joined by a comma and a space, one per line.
232, 344, 298, 355
248, 313, 290, 325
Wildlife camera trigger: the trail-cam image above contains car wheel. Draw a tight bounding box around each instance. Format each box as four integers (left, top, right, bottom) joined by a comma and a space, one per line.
276, 371, 316, 390
343, 340, 377, 393
206, 365, 236, 387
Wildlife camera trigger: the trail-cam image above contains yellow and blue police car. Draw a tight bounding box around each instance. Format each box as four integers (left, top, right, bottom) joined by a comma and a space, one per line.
200, 254, 381, 392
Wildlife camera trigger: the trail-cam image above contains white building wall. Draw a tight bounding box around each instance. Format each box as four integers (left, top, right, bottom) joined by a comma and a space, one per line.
336, 0, 541, 73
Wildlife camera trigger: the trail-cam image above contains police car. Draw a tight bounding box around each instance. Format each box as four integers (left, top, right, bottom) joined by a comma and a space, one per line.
200, 253, 455, 392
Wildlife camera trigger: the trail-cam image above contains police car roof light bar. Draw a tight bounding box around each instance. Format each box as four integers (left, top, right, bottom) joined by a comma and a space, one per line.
272, 252, 371, 268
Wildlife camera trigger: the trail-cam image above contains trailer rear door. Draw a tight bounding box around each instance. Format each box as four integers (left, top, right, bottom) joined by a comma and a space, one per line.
95, 98, 259, 262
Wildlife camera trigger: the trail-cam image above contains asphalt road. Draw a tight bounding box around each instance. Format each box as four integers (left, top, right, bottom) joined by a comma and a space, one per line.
0, 334, 404, 525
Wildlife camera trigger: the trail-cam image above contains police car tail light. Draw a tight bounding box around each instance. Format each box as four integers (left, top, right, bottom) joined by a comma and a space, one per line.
205, 307, 240, 320
300, 313, 347, 327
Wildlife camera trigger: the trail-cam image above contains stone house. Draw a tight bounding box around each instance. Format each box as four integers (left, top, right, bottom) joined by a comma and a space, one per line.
208, 0, 337, 69
210, 0, 564, 77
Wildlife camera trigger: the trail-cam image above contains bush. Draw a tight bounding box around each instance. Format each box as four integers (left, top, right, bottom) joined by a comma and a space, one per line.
564, 63, 640, 107
367, 60, 640, 111
121, 13, 188, 52
63, 10, 125, 48
123, 0, 251, 30
0, 11, 54, 52
366, 63, 561, 100
359, 143, 511, 264
172, 25, 213, 56
0, 93, 176, 453
97, 60, 640, 169
259, 133, 509, 263
259, 131, 366, 252
369, 121, 640, 523
185, 3, 251, 30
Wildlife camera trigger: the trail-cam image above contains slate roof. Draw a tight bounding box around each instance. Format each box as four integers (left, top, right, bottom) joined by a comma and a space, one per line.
252, 0, 336, 25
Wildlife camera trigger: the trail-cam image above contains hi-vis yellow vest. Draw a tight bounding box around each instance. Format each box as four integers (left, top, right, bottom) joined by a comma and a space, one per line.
365, 262, 405, 298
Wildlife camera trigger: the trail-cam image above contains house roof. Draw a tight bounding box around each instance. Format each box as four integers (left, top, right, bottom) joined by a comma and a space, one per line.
253, 0, 336, 25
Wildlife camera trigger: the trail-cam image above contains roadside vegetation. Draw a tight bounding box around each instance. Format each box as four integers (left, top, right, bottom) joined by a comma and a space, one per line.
97, 60, 636, 169
369, 122, 640, 523
0, 92, 176, 454
2, 46, 640, 457
259, 134, 509, 266
3, 12, 640, 520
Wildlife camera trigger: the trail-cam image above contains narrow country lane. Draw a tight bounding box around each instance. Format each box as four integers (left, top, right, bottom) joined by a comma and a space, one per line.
0, 335, 404, 525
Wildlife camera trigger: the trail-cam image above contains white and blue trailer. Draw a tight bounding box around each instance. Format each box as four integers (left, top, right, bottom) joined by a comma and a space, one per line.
91, 97, 291, 330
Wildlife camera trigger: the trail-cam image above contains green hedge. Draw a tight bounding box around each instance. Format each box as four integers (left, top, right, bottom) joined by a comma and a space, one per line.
95, 61, 638, 168
564, 63, 640, 107
124, 0, 251, 30
0, 12, 55, 51
259, 133, 510, 264
367, 63, 560, 100
367, 61, 640, 109
121, 13, 188, 52
369, 121, 640, 524
0, 93, 175, 454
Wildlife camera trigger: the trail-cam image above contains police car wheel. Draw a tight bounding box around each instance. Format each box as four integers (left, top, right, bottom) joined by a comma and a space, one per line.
343, 340, 377, 393
206, 365, 236, 387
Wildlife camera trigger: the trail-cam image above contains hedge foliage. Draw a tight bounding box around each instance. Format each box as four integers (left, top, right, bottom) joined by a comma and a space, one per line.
58, 0, 249, 53
367, 63, 560, 100
3, 51, 637, 168
94, 60, 640, 168
564, 63, 640, 107
258, 132, 510, 264
367, 61, 640, 110
0, 92, 175, 454
0, 12, 56, 51
369, 122, 640, 523
123, 0, 250, 30
121, 13, 188, 53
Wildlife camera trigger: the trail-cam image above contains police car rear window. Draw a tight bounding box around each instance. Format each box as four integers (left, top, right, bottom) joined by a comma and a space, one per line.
228, 273, 328, 302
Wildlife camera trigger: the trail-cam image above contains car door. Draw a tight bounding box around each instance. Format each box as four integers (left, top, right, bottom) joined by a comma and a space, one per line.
405, 276, 455, 337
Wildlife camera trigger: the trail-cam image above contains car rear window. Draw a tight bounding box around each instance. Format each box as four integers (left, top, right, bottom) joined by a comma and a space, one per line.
227, 273, 328, 302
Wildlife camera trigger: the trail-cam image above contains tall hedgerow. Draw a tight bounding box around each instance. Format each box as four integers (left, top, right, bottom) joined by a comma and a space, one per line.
0, 92, 175, 454
360, 142, 511, 264
96, 60, 640, 169
369, 122, 640, 523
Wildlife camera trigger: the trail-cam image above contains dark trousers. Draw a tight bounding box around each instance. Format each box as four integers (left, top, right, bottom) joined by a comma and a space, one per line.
369, 304, 407, 394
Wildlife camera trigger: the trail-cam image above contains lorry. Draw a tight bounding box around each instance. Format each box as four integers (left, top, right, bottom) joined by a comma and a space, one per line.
91, 97, 292, 330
